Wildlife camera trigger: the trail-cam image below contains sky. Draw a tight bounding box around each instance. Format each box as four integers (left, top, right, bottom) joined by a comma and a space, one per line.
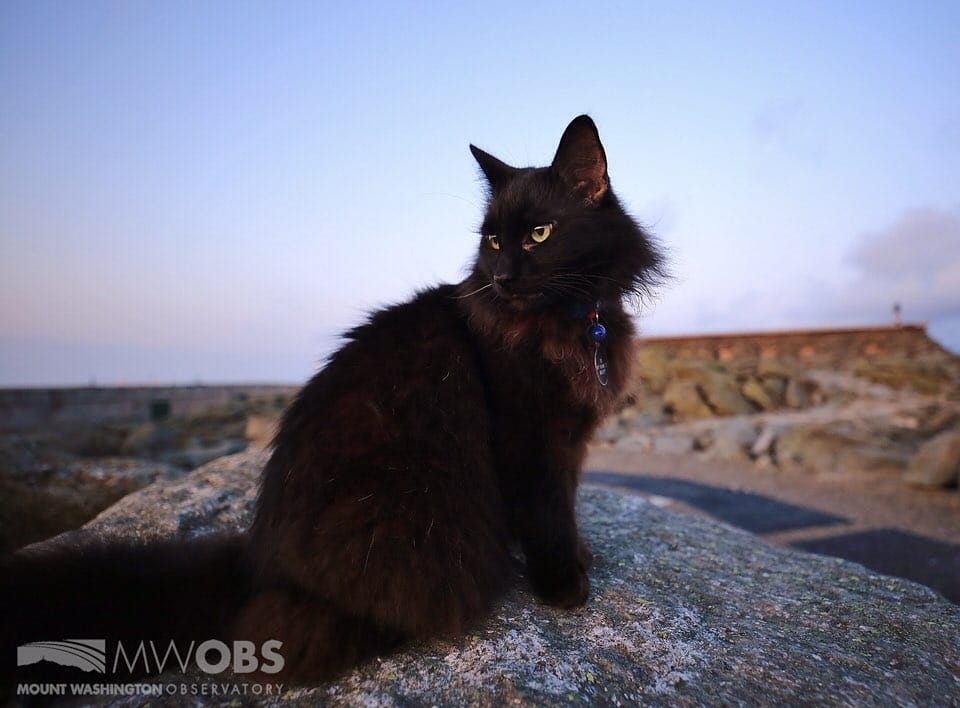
1, 1, 958, 386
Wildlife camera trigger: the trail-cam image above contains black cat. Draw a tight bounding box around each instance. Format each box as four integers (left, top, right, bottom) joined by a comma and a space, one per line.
1, 115, 663, 683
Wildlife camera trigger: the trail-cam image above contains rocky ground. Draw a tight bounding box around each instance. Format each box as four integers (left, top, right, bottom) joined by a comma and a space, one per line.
2, 346, 958, 594
4, 345, 959, 703
588, 346, 960, 604
600, 347, 960, 491
0, 396, 287, 552
11, 452, 960, 706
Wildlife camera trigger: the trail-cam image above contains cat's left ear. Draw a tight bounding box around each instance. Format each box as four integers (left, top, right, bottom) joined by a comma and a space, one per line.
551, 115, 608, 205
470, 145, 516, 193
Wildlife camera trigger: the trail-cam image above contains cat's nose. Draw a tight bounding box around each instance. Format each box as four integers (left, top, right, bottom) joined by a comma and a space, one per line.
493, 272, 517, 294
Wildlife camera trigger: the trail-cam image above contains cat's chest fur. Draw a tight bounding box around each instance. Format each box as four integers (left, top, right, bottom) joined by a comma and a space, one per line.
465, 300, 635, 422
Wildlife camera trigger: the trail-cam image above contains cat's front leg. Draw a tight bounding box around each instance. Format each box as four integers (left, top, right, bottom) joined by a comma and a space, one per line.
519, 469, 591, 609
577, 537, 594, 570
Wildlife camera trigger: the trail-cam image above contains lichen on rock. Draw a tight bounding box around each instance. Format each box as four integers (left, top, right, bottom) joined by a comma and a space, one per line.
29, 452, 960, 705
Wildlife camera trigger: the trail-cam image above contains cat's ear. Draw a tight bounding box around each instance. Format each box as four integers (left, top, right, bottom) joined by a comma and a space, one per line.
551, 115, 608, 205
470, 145, 516, 192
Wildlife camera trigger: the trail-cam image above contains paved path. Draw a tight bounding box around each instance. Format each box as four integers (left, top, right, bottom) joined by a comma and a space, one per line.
584, 471, 846, 533
585, 449, 960, 604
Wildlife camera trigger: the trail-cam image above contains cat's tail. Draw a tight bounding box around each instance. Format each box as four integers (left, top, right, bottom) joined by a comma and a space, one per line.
0, 534, 250, 684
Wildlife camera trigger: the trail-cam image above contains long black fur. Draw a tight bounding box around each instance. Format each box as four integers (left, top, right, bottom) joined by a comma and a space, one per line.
0, 115, 663, 685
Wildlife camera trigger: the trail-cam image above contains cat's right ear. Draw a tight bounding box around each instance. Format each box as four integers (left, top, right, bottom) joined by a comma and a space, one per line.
551, 115, 608, 205
470, 145, 516, 193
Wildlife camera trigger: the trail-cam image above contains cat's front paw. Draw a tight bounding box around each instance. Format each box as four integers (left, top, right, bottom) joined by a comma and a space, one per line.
530, 561, 590, 609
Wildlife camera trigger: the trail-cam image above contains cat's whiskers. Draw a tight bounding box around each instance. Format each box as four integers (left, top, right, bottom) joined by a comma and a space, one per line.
549, 272, 653, 314
452, 282, 494, 300
547, 275, 605, 297
552, 272, 643, 300
554, 272, 629, 289
542, 281, 594, 300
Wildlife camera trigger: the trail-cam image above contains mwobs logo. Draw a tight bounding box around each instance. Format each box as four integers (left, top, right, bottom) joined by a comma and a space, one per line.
14, 638, 284, 677
16, 640, 107, 674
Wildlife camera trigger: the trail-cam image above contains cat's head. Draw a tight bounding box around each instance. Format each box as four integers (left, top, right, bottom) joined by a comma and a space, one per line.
464, 115, 664, 313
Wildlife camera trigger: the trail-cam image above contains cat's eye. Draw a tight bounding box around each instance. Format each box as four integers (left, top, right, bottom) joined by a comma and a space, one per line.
530, 224, 553, 243
485, 234, 500, 250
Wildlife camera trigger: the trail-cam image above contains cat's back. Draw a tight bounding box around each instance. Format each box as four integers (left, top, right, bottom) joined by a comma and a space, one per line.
251, 285, 511, 629
302, 285, 480, 427
260, 286, 488, 498
344, 283, 476, 373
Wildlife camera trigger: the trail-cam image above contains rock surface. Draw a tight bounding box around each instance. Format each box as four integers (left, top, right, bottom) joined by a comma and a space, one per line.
905, 430, 960, 488
741, 376, 776, 410
775, 420, 912, 475
30, 451, 960, 706
627, 340, 960, 430
661, 380, 713, 419
0, 394, 292, 551
0, 434, 185, 552
602, 366, 960, 493
40, 450, 267, 546
853, 355, 958, 395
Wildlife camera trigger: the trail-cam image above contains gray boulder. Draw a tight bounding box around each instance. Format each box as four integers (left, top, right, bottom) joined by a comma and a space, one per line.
662, 380, 714, 419
784, 377, 815, 408
852, 355, 958, 395
40, 450, 266, 546
634, 346, 672, 394
159, 437, 249, 471
760, 375, 788, 405
904, 429, 960, 488
120, 422, 179, 457
750, 423, 775, 455
593, 417, 627, 445
919, 404, 960, 438
774, 421, 912, 476
672, 365, 755, 416
30, 452, 960, 705
741, 376, 776, 410
650, 432, 696, 455
0, 449, 184, 552
700, 416, 758, 461
756, 356, 804, 380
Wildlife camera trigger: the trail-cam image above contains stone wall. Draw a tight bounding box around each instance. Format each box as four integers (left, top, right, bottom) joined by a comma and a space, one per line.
638, 323, 949, 368
1, 325, 951, 432
0, 385, 300, 432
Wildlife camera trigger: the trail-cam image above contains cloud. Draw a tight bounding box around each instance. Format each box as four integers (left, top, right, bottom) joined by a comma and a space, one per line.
832, 207, 960, 324
642, 206, 960, 352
